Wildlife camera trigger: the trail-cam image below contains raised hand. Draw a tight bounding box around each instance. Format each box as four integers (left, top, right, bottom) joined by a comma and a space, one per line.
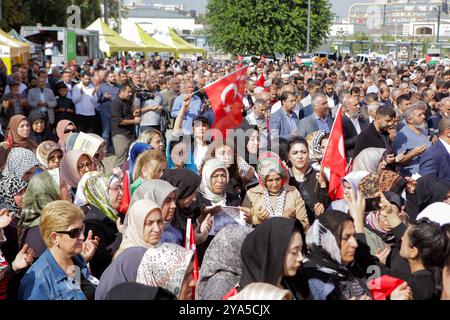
0, 208, 12, 230
12, 244, 35, 271
314, 202, 325, 216
81, 230, 100, 262
374, 246, 391, 265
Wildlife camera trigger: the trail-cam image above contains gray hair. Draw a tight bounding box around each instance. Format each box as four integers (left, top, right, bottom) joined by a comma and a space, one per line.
404, 101, 426, 121
311, 92, 327, 109
367, 102, 380, 113
439, 116, 450, 135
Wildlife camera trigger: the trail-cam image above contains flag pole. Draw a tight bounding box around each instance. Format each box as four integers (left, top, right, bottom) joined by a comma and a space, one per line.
189, 66, 249, 97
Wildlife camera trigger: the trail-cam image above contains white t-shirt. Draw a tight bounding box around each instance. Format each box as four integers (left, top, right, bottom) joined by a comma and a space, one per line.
44, 41, 54, 56
194, 143, 209, 170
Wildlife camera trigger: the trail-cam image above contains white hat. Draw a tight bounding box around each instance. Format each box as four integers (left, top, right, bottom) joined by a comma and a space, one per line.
254, 86, 264, 94
366, 85, 379, 94
290, 70, 300, 76
386, 79, 393, 86
416, 202, 450, 226
264, 80, 272, 87
281, 73, 290, 79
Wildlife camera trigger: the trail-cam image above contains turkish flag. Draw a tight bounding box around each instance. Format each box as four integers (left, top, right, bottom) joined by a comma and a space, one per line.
368, 275, 405, 300
321, 106, 348, 201
204, 66, 248, 139
185, 218, 199, 300
256, 74, 265, 87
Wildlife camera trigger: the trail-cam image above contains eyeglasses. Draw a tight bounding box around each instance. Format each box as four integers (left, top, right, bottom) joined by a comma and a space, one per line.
77, 161, 93, 171
64, 128, 77, 134
55, 225, 85, 239
48, 154, 63, 162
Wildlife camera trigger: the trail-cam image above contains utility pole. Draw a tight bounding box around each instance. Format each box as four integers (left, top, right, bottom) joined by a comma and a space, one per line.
118, 0, 122, 34
104, 0, 109, 24
437, 4, 441, 44
306, 0, 311, 54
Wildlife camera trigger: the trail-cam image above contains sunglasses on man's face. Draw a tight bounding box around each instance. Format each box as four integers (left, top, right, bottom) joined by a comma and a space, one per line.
55, 225, 85, 239
64, 128, 77, 134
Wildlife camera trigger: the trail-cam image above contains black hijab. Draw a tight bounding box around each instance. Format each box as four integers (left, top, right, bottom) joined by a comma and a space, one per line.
105, 282, 177, 300
239, 217, 305, 289
406, 175, 450, 221
161, 168, 201, 232
28, 113, 57, 145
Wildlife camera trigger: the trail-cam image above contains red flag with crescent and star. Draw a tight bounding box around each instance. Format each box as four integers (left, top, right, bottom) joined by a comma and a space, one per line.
321, 105, 349, 201
203, 66, 248, 139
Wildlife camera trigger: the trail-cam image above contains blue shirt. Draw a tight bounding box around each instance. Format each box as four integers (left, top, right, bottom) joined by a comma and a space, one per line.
315, 114, 331, 134
161, 224, 183, 246
97, 83, 120, 111
393, 125, 431, 176
283, 109, 298, 133
171, 95, 203, 134
19, 249, 95, 300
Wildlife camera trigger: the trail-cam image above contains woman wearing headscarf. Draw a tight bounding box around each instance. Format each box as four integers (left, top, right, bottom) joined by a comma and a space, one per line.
194, 159, 241, 261
60, 149, 94, 192
161, 168, 211, 245
352, 147, 387, 172
2, 147, 40, 182
95, 246, 147, 300
329, 171, 370, 213
113, 199, 164, 259
75, 171, 124, 278
405, 175, 450, 222
136, 242, 195, 300
56, 119, 77, 149
303, 211, 374, 300
18, 169, 73, 257
36, 141, 64, 170
305, 130, 328, 169
196, 225, 252, 300
104, 282, 176, 300
239, 217, 309, 300
0, 176, 28, 270
241, 152, 309, 230
287, 137, 330, 224
358, 170, 407, 200
28, 113, 57, 145
129, 180, 181, 245
2, 115, 37, 152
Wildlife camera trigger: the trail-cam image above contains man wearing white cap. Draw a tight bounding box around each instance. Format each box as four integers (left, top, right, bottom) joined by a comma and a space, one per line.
281, 73, 290, 85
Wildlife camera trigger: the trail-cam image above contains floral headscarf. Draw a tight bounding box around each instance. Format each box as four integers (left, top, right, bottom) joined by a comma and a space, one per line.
36, 141, 63, 169
2, 147, 39, 178
136, 242, 193, 297
0, 175, 28, 218
84, 172, 122, 222
358, 170, 407, 199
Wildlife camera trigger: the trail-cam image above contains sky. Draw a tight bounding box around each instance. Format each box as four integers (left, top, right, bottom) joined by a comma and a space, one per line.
142, 0, 376, 18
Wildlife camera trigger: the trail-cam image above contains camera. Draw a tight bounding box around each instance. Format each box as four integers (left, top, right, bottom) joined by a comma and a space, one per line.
136, 89, 155, 101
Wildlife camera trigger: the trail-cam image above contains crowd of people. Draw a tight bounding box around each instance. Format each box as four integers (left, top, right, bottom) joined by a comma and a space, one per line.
0, 53, 449, 301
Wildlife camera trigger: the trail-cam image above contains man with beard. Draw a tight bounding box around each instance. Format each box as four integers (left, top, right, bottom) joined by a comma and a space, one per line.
393, 102, 431, 176
97, 71, 120, 145
353, 106, 396, 161
341, 94, 369, 159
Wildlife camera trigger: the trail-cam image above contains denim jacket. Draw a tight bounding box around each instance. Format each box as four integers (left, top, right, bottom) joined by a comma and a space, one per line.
19, 249, 96, 300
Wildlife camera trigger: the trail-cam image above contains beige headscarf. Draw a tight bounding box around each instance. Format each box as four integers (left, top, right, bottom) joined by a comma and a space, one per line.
113, 199, 162, 260
352, 147, 386, 172
136, 242, 193, 297
229, 282, 292, 300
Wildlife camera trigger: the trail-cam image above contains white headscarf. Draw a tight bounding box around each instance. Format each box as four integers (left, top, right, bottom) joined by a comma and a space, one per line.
416, 202, 450, 226
199, 158, 229, 205
352, 148, 386, 172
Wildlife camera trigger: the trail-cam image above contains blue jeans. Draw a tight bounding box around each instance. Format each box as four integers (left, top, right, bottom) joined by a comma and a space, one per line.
99, 105, 111, 143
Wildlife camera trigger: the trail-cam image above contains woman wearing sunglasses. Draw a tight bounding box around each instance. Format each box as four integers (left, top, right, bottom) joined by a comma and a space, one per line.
36, 141, 64, 170
56, 120, 77, 150
20, 201, 99, 300
60, 150, 95, 194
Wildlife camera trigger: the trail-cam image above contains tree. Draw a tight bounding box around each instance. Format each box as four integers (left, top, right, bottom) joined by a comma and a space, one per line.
205, 0, 333, 56
0, 0, 31, 31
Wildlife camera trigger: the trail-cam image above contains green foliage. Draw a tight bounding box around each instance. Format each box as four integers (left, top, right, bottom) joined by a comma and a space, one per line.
205, 0, 333, 56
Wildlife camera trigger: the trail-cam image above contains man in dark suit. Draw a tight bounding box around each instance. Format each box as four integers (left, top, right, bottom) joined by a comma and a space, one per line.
342, 94, 369, 160
419, 116, 450, 184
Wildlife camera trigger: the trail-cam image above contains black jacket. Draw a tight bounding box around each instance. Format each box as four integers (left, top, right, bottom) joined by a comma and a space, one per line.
81, 204, 122, 279
353, 122, 392, 159
288, 165, 330, 224
342, 114, 369, 160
